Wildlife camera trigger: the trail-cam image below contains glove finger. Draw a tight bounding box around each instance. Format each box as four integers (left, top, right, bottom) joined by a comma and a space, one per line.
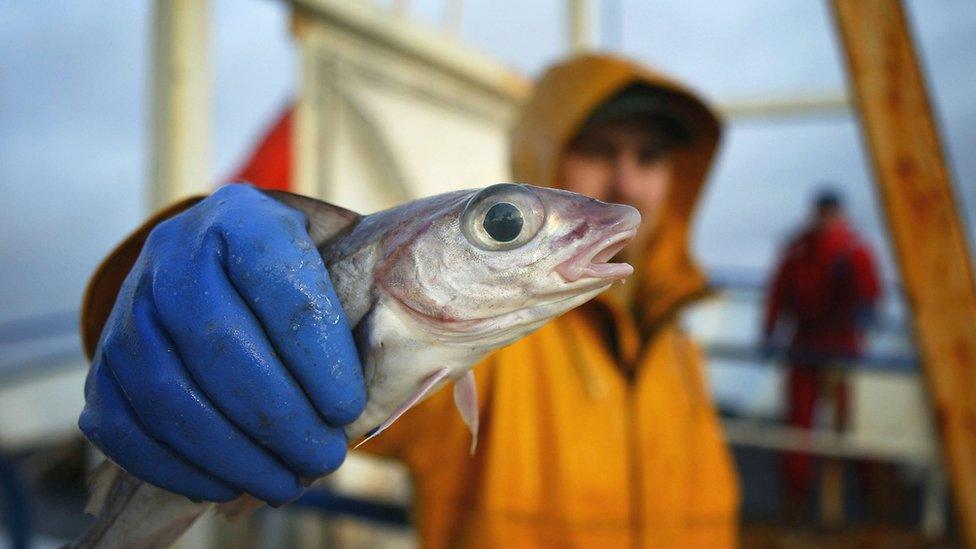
80, 357, 239, 502
221, 202, 366, 427
104, 283, 304, 505
151, 244, 350, 480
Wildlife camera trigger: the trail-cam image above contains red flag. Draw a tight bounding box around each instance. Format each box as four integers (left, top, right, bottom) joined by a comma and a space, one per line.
229, 105, 294, 191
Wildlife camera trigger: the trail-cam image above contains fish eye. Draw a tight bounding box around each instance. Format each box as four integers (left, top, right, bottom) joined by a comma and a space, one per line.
483, 203, 523, 242
461, 184, 546, 251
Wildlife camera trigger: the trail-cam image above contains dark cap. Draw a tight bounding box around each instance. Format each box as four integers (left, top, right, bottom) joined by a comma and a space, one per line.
577, 83, 694, 146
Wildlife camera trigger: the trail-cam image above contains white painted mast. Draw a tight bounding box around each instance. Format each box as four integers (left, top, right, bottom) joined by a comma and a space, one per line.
568, 0, 598, 52
149, 0, 212, 211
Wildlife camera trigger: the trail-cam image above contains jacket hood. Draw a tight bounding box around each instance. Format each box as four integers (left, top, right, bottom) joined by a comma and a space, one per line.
511, 53, 723, 332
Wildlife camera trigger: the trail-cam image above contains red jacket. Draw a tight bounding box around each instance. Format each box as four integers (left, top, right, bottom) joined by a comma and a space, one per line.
764, 218, 882, 359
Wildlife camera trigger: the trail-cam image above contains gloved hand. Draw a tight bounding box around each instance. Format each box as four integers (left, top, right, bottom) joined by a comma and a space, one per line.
79, 184, 366, 505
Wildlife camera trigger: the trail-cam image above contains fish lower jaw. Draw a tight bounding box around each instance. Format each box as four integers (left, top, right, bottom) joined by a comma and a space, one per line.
378, 281, 612, 351
388, 291, 602, 350
556, 228, 637, 283
380, 290, 522, 346
569, 262, 634, 280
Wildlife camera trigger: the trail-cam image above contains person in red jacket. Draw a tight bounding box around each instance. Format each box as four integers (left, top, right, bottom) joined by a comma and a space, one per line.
762, 188, 882, 514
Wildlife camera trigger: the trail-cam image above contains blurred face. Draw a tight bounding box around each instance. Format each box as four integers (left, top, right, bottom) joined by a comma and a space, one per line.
815, 204, 842, 229
557, 118, 675, 245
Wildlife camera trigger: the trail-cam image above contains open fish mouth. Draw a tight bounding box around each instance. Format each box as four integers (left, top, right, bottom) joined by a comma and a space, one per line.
556, 228, 638, 282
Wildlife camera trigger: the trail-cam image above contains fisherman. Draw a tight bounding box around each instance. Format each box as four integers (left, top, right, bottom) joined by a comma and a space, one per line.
79, 53, 739, 546
762, 188, 882, 516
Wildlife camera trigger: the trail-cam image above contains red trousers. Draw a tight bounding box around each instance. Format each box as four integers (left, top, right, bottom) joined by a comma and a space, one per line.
784, 363, 849, 501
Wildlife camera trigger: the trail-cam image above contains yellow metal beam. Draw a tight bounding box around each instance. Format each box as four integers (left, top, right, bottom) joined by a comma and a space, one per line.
831, 1, 976, 544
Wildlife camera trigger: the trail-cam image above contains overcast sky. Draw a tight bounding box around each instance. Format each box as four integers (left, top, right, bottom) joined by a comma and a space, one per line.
1, 0, 974, 325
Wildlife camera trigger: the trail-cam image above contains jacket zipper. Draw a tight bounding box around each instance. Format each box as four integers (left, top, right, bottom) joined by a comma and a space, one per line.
627, 385, 643, 548
560, 309, 646, 545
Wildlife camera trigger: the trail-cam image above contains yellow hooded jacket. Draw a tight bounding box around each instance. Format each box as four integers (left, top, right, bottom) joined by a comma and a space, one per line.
81, 54, 739, 548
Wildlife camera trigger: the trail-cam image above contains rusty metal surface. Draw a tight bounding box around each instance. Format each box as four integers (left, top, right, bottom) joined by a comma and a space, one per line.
831, 0, 976, 545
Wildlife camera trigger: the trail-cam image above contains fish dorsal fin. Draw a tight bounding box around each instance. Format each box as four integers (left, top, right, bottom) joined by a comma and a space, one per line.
354, 367, 451, 449
264, 190, 361, 246
454, 371, 479, 454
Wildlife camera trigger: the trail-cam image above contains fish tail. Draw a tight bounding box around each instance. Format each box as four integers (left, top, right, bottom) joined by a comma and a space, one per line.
65, 463, 210, 549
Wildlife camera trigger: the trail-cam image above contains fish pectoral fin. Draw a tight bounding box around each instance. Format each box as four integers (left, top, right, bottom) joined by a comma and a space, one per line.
453, 371, 479, 455
354, 367, 451, 449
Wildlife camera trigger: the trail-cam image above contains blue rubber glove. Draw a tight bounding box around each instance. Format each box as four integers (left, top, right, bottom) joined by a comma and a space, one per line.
79, 184, 366, 505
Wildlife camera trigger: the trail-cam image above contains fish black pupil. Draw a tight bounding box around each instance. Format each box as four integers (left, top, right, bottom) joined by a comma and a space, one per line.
483, 202, 523, 242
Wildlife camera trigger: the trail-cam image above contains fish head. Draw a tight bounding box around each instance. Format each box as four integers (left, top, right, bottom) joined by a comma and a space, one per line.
377, 183, 641, 346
